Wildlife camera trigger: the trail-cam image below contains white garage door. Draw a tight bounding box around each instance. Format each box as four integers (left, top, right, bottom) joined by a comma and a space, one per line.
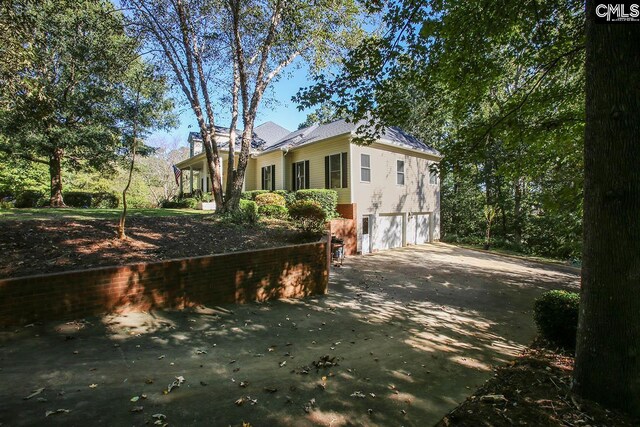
373, 214, 403, 251
415, 213, 430, 244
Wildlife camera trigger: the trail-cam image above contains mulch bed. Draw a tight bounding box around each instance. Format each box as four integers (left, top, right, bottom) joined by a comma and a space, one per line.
436, 339, 637, 426
0, 216, 312, 279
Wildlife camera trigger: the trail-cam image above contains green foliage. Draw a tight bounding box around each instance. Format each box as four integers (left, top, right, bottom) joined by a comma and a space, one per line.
298, 103, 340, 129
273, 190, 295, 207
0, 0, 173, 205
289, 200, 327, 235
162, 197, 197, 209
14, 190, 46, 208
297, 0, 584, 260
294, 189, 338, 219
229, 199, 259, 224
63, 192, 119, 208
534, 290, 580, 349
258, 204, 288, 219
241, 190, 269, 201
254, 192, 286, 207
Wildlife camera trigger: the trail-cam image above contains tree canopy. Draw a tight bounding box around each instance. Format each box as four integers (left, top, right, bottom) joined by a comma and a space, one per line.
0, 0, 172, 206
297, 0, 585, 259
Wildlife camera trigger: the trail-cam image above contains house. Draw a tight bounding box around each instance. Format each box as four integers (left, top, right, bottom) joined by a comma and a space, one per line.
175, 119, 442, 254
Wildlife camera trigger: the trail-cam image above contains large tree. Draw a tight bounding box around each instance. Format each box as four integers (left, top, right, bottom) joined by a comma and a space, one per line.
297, 0, 585, 260
573, 1, 640, 415
125, 0, 364, 212
0, 0, 144, 206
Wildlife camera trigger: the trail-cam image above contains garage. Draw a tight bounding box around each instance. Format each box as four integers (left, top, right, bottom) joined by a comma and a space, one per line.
372, 214, 404, 251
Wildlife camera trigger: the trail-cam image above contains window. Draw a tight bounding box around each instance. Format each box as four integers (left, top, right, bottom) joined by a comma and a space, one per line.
396, 159, 405, 185
261, 165, 275, 190
293, 161, 309, 190
429, 168, 438, 185
362, 216, 369, 235
325, 152, 347, 189
360, 154, 371, 182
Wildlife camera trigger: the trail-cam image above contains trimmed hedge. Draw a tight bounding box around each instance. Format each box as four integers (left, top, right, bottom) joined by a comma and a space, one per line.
237, 199, 259, 223
258, 204, 288, 219
289, 200, 327, 234
63, 191, 119, 208
241, 190, 269, 201
161, 197, 198, 209
273, 190, 295, 206
15, 190, 46, 208
255, 192, 286, 207
294, 189, 338, 219
533, 290, 580, 349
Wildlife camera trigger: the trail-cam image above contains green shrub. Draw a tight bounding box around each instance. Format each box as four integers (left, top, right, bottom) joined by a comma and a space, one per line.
15, 190, 46, 208
161, 197, 198, 209
91, 192, 119, 208
63, 191, 93, 207
534, 290, 580, 349
294, 189, 338, 219
273, 190, 295, 206
241, 190, 269, 200
289, 200, 327, 234
258, 204, 288, 219
255, 192, 286, 207
0, 198, 14, 209
221, 199, 259, 224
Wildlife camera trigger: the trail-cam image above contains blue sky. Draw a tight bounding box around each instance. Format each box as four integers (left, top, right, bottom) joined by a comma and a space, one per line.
148, 62, 315, 148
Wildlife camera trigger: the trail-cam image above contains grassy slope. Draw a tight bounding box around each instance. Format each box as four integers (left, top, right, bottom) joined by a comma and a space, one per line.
0, 208, 212, 221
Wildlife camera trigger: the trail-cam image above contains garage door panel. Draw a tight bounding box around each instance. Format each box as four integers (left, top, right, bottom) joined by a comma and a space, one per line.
374, 214, 403, 250
415, 214, 430, 244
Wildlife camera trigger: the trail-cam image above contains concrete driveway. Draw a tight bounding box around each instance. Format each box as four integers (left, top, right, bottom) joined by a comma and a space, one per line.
0, 243, 579, 426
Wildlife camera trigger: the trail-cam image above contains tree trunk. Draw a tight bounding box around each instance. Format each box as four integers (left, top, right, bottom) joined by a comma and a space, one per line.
118, 142, 136, 240
513, 178, 523, 246
49, 148, 65, 207
573, 2, 640, 416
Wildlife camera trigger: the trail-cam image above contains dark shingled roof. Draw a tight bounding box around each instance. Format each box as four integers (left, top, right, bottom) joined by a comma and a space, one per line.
264, 119, 441, 157
187, 119, 440, 157
188, 121, 291, 150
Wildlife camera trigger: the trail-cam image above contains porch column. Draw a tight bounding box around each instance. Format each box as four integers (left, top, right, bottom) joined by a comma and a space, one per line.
189, 166, 193, 193
179, 169, 184, 196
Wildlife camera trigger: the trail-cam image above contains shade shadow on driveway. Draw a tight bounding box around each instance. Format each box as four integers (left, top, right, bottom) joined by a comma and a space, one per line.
0, 243, 579, 426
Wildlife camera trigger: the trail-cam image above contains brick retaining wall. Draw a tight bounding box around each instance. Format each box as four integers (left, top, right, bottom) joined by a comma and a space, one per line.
0, 240, 330, 327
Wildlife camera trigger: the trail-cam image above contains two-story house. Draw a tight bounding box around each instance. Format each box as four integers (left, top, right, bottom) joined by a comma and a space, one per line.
175, 119, 442, 254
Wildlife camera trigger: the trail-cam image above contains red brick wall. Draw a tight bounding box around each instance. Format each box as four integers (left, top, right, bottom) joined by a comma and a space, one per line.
330, 218, 357, 255
336, 203, 357, 220
330, 204, 358, 255
0, 241, 329, 327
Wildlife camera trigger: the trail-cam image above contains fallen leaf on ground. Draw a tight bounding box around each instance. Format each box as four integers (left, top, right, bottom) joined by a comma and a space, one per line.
131, 396, 140, 402
45, 409, 70, 417
23, 387, 45, 400
350, 391, 366, 398
89, 384, 98, 388
130, 406, 143, 413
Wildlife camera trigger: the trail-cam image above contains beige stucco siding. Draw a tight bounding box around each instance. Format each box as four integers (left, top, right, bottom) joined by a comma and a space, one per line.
283, 135, 352, 204
350, 142, 440, 214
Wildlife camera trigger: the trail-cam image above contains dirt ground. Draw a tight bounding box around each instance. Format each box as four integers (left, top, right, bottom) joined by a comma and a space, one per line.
0, 216, 307, 279
0, 244, 580, 426
436, 339, 637, 426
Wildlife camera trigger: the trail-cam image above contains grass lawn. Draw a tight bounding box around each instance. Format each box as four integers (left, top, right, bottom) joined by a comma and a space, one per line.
0, 207, 212, 221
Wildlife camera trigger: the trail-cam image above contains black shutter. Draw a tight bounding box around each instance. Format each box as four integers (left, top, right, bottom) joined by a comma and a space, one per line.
324, 156, 330, 188
271, 165, 276, 190
304, 160, 310, 189
341, 152, 348, 188
292, 163, 296, 190
261, 167, 265, 190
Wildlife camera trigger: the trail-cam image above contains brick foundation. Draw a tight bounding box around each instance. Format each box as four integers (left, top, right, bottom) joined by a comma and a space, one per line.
0, 240, 330, 327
